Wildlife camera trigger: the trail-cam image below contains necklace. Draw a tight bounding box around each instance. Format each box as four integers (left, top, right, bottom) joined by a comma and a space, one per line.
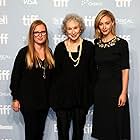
67, 38, 83, 67
97, 36, 120, 48
37, 59, 47, 79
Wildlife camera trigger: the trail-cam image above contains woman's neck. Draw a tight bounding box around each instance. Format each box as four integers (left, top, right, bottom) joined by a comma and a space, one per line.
66, 37, 82, 52
102, 34, 115, 43
34, 44, 45, 60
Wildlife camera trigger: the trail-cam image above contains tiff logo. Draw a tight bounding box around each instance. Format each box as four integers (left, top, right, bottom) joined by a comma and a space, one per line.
53, 0, 69, 7
0, 33, 8, 44
22, 15, 39, 26
24, 0, 38, 5
0, 15, 8, 24
119, 35, 131, 42
0, 70, 10, 80
84, 16, 95, 27
0, 0, 6, 6
0, 105, 11, 115
115, 0, 132, 7
53, 34, 66, 45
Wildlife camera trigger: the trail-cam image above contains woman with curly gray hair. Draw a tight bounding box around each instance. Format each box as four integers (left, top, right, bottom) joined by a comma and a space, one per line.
50, 13, 96, 140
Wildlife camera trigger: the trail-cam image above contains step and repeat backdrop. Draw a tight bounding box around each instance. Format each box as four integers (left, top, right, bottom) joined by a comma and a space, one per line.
0, 0, 139, 140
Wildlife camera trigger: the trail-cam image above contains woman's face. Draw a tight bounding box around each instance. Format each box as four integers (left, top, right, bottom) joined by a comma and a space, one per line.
33, 24, 47, 45
66, 20, 81, 41
98, 15, 114, 37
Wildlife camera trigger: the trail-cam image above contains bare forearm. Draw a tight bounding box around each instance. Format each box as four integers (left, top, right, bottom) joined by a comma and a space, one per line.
121, 69, 129, 95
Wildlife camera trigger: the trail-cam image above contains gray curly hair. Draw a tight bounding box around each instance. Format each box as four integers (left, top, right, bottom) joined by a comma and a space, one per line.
61, 13, 85, 35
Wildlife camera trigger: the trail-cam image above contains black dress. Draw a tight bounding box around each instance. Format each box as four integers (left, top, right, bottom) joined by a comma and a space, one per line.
91, 37, 130, 140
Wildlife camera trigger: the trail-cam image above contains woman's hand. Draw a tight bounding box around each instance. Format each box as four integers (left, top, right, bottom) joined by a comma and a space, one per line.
118, 93, 127, 107
12, 100, 20, 112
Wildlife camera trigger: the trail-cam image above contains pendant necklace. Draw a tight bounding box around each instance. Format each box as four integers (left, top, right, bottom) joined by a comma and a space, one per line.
38, 59, 47, 79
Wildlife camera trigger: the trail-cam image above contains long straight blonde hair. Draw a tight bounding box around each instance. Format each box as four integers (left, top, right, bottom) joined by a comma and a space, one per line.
26, 20, 55, 69
94, 9, 116, 39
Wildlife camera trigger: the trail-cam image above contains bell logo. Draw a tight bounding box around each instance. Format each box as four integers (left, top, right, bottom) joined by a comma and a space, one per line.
115, 0, 132, 7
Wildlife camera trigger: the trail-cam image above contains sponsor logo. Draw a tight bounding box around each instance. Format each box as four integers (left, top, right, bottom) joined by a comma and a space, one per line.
119, 35, 131, 42
53, 34, 66, 46
116, 18, 134, 24
0, 125, 13, 130
0, 90, 11, 96
1, 139, 12, 140
0, 55, 10, 61
0, 15, 8, 24
81, 0, 103, 7
52, 17, 63, 25
24, 0, 38, 5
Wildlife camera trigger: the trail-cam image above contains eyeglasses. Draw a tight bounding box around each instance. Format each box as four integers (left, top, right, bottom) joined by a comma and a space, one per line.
33, 31, 46, 37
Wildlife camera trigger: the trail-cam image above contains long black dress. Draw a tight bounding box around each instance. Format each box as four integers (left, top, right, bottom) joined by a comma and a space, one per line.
91, 36, 130, 140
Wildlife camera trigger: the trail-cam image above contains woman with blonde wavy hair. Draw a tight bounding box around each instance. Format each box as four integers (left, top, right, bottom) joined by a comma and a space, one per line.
10, 20, 55, 140
91, 9, 130, 140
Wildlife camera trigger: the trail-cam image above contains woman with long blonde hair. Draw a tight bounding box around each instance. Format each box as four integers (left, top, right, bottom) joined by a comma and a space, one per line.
92, 9, 130, 140
10, 20, 55, 140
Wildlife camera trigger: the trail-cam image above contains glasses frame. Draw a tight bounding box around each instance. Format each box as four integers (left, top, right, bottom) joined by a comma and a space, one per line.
33, 31, 47, 37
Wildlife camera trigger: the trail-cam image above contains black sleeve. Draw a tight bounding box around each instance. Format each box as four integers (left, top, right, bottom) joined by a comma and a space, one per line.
53, 43, 64, 75
120, 39, 130, 70
88, 41, 97, 104
10, 47, 26, 100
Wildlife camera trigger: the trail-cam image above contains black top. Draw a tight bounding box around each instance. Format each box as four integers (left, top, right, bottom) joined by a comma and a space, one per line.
10, 46, 52, 111
50, 39, 96, 110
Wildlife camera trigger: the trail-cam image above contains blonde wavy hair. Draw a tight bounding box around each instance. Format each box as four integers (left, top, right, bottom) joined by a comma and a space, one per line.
26, 20, 55, 69
94, 9, 116, 39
